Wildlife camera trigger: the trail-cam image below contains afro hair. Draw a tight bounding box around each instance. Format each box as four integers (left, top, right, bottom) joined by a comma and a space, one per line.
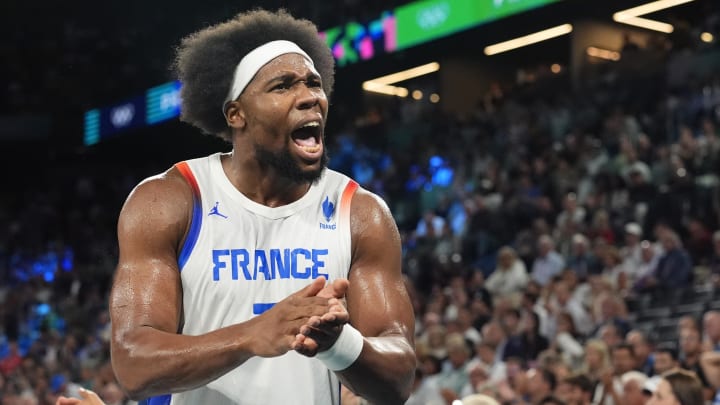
173, 9, 335, 141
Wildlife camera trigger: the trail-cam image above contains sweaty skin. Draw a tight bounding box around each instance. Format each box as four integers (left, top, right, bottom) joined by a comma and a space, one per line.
110, 53, 415, 404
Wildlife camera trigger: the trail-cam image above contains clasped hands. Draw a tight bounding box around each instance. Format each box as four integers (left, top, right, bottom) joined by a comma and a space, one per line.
251, 277, 350, 358
292, 277, 350, 357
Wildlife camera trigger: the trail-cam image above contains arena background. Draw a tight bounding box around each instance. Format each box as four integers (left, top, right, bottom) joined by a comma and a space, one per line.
1, 0, 720, 403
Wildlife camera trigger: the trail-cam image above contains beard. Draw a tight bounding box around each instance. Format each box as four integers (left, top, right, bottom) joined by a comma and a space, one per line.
254, 142, 329, 184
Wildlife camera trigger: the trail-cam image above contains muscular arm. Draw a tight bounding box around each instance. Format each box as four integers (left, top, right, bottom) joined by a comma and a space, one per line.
336, 189, 416, 404
110, 170, 331, 400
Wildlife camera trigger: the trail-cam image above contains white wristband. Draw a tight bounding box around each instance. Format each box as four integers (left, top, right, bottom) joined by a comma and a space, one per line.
315, 324, 364, 371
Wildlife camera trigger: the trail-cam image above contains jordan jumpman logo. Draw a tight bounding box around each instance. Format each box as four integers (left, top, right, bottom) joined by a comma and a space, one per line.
208, 201, 228, 218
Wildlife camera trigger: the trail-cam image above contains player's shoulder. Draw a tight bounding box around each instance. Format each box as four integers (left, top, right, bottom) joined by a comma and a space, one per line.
120, 165, 193, 221
348, 182, 396, 231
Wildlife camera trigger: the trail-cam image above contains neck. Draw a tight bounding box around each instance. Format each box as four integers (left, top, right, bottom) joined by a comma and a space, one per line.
222, 152, 311, 207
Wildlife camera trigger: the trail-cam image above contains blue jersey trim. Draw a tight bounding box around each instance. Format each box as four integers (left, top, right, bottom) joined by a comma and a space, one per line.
176, 162, 203, 272
178, 194, 202, 271
139, 395, 171, 405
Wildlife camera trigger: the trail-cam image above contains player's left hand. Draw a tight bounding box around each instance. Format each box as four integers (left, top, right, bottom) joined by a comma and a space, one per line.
293, 279, 350, 356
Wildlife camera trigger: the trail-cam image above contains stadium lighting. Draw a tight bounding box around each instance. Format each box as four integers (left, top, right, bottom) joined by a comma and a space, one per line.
483, 24, 573, 56
362, 81, 409, 97
613, 16, 674, 33
362, 62, 439, 97
613, 0, 695, 33
367, 62, 440, 85
613, 0, 694, 19
586, 46, 622, 61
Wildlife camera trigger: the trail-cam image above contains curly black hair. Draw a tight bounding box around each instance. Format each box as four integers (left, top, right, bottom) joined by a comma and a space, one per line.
173, 9, 335, 141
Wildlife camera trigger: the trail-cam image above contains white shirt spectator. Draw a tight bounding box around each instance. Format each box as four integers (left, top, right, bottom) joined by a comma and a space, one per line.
485, 249, 528, 297
531, 250, 565, 286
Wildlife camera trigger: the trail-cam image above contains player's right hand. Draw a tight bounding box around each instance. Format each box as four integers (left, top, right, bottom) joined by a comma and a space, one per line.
248, 277, 336, 357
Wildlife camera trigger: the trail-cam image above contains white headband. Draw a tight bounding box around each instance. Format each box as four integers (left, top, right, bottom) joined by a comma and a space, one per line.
224, 40, 314, 109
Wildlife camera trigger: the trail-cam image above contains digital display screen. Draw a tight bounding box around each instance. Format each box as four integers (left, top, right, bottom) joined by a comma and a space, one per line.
147, 81, 182, 125
83, 96, 146, 146
395, 0, 561, 50
320, 11, 396, 67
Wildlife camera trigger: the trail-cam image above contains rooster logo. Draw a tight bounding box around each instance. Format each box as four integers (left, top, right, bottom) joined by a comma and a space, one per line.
322, 196, 335, 222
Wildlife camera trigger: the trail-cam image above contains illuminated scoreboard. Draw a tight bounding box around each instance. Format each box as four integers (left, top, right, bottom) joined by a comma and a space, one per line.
84, 81, 181, 146
84, 0, 561, 145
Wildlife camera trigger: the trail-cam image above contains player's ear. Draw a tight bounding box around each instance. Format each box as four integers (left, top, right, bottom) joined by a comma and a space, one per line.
224, 101, 246, 129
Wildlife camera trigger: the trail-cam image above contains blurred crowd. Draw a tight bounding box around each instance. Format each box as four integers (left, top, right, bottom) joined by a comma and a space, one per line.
2, 5, 720, 405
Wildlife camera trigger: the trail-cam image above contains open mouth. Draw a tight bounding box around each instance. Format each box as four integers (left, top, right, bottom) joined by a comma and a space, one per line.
291, 120, 322, 154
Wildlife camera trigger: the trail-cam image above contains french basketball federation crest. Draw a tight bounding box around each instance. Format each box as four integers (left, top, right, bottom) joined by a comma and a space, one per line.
320, 196, 336, 229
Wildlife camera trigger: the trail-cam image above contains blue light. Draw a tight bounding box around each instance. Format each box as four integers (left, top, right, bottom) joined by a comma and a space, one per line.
429, 155, 444, 168
36, 303, 50, 316
83, 109, 100, 146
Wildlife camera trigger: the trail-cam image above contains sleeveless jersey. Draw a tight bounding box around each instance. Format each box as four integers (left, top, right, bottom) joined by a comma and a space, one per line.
166, 152, 357, 405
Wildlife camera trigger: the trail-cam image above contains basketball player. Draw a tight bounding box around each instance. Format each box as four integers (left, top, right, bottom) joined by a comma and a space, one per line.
108, 9, 416, 405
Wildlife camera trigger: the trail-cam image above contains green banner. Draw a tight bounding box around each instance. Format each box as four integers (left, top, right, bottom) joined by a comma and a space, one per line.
396, 0, 561, 50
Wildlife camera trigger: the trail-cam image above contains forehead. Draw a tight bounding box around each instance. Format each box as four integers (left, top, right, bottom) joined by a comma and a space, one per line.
656, 379, 673, 396
252, 53, 319, 82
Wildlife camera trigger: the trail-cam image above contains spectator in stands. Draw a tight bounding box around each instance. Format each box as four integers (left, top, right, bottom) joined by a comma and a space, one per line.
565, 234, 600, 281
612, 343, 638, 378
518, 311, 550, 364
632, 240, 661, 292
548, 280, 594, 338
620, 223, 644, 274
598, 322, 625, 349
526, 367, 557, 405
646, 369, 704, 405
620, 370, 649, 405
555, 193, 586, 257
703, 310, 720, 352
679, 326, 703, 372
685, 218, 713, 266
581, 339, 611, 402
653, 345, 680, 376
554, 312, 585, 370
435, 333, 472, 401
677, 325, 715, 402
556, 373, 593, 405
626, 329, 655, 376
531, 235, 566, 287
481, 320, 509, 362
0, 342, 22, 378
415, 209, 449, 241
601, 246, 629, 294
460, 362, 493, 398
596, 343, 636, 405
677, 315, 700, 336
638, 231, 693, 295
485, 246, 529, 299
469, 341, 507, 384
405, 368, 445, 405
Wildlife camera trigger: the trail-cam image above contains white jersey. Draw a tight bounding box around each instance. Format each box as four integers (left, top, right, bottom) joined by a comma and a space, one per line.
154, 152, 357, 405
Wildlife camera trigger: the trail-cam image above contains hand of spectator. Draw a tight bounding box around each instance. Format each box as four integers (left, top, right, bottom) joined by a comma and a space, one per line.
496, 379, 517, 402
601, 368, 614, 390
440, 388, 459, 403
55, 388, 105, 405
